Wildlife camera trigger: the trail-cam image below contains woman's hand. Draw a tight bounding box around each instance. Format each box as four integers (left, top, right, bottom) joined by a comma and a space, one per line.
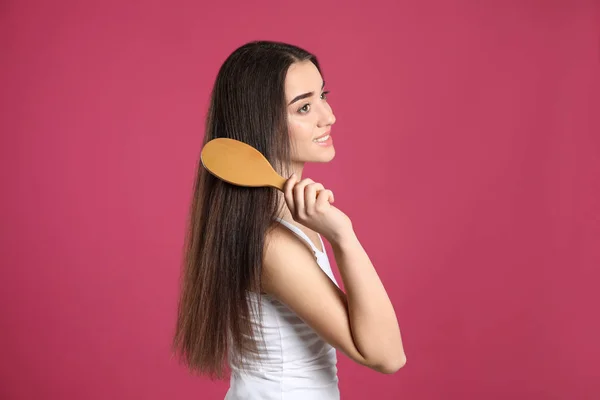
283, 174, 353, 243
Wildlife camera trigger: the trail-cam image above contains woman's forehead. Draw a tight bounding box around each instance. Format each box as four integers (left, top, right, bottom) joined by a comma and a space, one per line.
285, 62, 323, 101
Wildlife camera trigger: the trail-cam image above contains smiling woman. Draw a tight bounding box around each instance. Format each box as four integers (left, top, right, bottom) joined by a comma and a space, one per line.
172, 41, 405, 400
285, 61, 336, 162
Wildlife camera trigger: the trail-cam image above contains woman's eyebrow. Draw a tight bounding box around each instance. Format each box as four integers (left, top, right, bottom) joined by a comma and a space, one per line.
288, 81, 325, 105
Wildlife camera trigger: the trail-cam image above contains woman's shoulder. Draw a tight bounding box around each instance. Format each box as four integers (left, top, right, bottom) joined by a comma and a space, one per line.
261, 221, 329, 293
265, 221, 316, 257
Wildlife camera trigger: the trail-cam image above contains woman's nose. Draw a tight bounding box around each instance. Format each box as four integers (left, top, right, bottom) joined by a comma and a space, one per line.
318, 106, 336, 127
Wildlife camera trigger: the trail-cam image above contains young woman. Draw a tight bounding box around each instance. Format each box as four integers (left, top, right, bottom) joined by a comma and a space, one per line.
173, 41, 405, 399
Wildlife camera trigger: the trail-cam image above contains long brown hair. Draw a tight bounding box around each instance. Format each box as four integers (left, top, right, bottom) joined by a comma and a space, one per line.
172, 41, 321, 379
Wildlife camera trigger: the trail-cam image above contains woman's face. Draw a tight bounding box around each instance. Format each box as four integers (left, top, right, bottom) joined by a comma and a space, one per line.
284, 61, 336, 165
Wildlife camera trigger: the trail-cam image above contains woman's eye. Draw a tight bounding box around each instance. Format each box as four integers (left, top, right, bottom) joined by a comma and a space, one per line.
321, 90, 330, 100
299, 104, 311, 114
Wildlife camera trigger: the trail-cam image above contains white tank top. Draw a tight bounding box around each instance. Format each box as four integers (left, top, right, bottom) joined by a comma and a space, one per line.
225, 219, 340, 400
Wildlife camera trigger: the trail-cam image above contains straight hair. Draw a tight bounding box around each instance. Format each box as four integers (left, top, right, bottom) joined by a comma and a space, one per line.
172, 41, 321, 379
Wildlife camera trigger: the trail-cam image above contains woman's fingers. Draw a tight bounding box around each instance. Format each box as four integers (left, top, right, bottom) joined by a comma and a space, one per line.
284, 175, 333, 221
316, 189, 334, 212
293, 178, 313, 219
284, 174, 298, 216
304, 182, 325, 216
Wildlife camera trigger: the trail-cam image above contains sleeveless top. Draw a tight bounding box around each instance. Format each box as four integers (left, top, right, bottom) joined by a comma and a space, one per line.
224, 219, 341, 400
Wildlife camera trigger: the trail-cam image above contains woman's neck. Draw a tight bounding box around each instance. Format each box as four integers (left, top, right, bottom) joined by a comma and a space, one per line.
290, 161, 305, 179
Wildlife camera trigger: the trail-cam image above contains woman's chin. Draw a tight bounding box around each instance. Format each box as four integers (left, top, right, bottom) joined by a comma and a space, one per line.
312, 147, 336, 163
293, 147, 336, 164
322, 150, 336, 163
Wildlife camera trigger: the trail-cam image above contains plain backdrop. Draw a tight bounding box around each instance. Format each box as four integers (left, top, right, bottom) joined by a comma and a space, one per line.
1, 1, 599, 399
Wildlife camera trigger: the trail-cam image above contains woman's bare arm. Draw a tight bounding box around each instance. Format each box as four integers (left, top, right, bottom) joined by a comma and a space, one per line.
262, 224, 405, 374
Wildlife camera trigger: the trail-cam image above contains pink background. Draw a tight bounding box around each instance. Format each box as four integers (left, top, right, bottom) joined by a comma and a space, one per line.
1, 1, 599, 399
